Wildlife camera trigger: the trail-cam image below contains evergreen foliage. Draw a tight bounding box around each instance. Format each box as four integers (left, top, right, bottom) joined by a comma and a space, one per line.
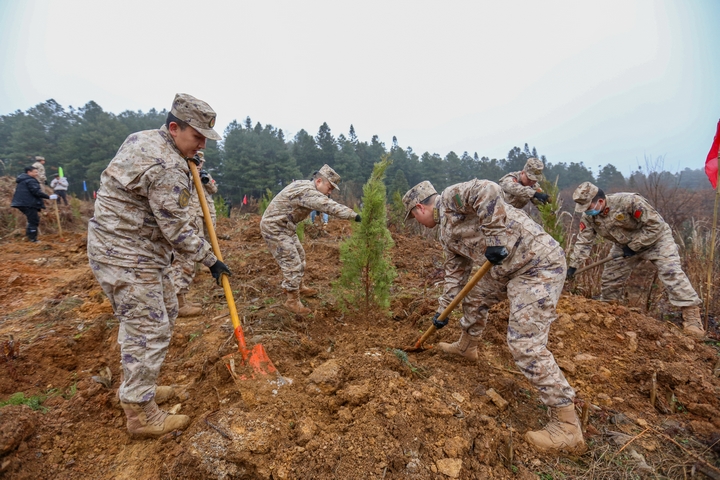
214, 195, 229, 218
0, 98, 710, 208
536, 176, 568, 246
334, 156, 397, 312
258, 188, 274, 215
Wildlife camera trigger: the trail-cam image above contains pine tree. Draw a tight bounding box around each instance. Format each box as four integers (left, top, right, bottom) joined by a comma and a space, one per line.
334, 155, 397, 312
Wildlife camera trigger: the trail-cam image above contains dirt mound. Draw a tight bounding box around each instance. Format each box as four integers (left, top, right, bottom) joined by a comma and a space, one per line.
0, 214, 718, 479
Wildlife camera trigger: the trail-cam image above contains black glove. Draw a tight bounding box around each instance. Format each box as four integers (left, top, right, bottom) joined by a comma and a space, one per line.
566, 267, 577, 280
485, 246, 509, 265
209, 260, 231, 285
432, 312, 448, 330
199, 169, 211, 184
189, 154, 201, 166
355, 214, 361, 222
621, 245, 636, 257
533, 192, 550, 204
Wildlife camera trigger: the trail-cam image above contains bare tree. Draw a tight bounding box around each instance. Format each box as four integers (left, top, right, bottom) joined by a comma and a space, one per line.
629, 155, 703, 231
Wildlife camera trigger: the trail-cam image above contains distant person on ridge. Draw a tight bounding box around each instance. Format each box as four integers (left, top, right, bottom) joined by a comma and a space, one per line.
260, 165, 360, 315
499, 157, 549, 209
32, 156, 47, 186
51, 174, 69, 206
403, 179, 585, 454
11, 166, 56, 242
567, 181, 705, 339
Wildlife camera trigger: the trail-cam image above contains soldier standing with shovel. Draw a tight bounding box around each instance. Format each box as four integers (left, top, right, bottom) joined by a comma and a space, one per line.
87, 94, 231, 438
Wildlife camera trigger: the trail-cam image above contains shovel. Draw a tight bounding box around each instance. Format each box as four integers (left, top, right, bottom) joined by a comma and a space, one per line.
188, 161, 279, 380
572, 253, 624, 277
403, 260, 492, 353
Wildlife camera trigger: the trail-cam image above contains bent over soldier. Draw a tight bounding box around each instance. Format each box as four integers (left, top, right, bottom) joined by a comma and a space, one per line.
261, 165, 360, 315
499, 157, 549, 209
87, 94, 231, 438
403, 179, 585, 454
568, 182, 704, 339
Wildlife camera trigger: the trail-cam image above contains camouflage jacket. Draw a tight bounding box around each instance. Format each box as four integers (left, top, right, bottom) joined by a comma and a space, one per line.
436, 179, 564, 311
32, 162, 47, 185
568, 193, 670, 268
87, 126, 216, 268
260, 180, 356, 235
499, 171, 539, 209
188, 173, 218, 231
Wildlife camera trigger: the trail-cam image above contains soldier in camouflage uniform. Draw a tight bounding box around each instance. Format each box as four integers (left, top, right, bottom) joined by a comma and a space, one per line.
87, 94, 231, 438
403, 180, 585, 454
261, 165, 360, 315
171, 151, 219, 317
568, 181, 704, 339
499, 157, 549, 209
32, 156, 47, 186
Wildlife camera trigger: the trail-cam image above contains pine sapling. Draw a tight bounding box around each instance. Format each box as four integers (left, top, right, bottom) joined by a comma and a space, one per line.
334, 155, 397, 312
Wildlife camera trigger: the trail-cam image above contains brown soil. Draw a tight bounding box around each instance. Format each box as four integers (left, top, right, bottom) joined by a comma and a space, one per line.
0, 213, 719, 479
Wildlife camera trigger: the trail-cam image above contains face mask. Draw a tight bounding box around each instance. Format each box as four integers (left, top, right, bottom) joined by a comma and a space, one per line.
585, 209, 601, 216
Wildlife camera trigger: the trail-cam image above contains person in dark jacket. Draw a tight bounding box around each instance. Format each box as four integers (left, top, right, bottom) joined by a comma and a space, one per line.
11, 166, 56, 242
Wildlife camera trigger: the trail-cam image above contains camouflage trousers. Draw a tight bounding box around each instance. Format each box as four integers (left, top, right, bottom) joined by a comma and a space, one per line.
171, 254, 198, 295
459, 249, 575, 408
89, 260, 178, 404
261, 229, 306, 291
601, 233, 701, 307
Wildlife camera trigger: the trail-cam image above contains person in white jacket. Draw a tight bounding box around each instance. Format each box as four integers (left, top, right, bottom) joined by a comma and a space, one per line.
50, 174, 69, 205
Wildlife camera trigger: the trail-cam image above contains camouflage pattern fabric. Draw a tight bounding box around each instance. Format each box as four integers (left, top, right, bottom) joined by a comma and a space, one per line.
599, 232, 700, 306
171, 179, 217, 295
90, 260, 177, 404
32, 161, 46, 185
260, 179, 356, 290
435, 179, 574, 407
568, 192, 700, 307
87, 126, 216, 269
499, 171, 539, 209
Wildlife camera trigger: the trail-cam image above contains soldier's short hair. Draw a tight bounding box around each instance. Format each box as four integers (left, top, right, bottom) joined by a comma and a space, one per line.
165, 112, 189, 130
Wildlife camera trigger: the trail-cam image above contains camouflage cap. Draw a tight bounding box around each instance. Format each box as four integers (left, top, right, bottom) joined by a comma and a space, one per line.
170, 93, 222, 141
523, 157, 544, 182
318, 164, 341, 190
402, 181, 438, 220
572, 181, 599, 213
35, 156, 45, 162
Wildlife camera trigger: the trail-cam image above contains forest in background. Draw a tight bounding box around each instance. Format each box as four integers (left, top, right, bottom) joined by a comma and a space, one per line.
0, 99, 713, 206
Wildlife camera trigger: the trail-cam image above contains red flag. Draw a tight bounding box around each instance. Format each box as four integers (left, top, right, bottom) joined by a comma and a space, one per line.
706, 119, 720, 189
243, 194, 247, 205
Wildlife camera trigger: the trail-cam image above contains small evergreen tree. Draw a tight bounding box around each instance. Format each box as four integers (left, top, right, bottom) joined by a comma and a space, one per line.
334, 155, 397, 312
258, 188, 274, 215
536, 175, 570, 246
213, 195, 229, 218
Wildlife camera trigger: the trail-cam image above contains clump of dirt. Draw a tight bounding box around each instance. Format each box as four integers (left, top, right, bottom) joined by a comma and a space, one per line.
0, 210, 719, 479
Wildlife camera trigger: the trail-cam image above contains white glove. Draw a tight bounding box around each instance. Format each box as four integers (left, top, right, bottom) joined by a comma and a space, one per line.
49, 194, 58, 200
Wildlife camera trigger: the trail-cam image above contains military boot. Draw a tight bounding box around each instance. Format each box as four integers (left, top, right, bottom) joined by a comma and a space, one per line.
436, 331, 479, 360
121, 400, 189, 438
299, 283, 318, 297
284, 290, 311, 315
177, 294, 202, 317
682, 306, 705, 339
525, 404, 586, 453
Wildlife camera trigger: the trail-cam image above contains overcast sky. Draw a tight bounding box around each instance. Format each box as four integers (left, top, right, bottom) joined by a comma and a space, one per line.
1, 0, 718, 176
